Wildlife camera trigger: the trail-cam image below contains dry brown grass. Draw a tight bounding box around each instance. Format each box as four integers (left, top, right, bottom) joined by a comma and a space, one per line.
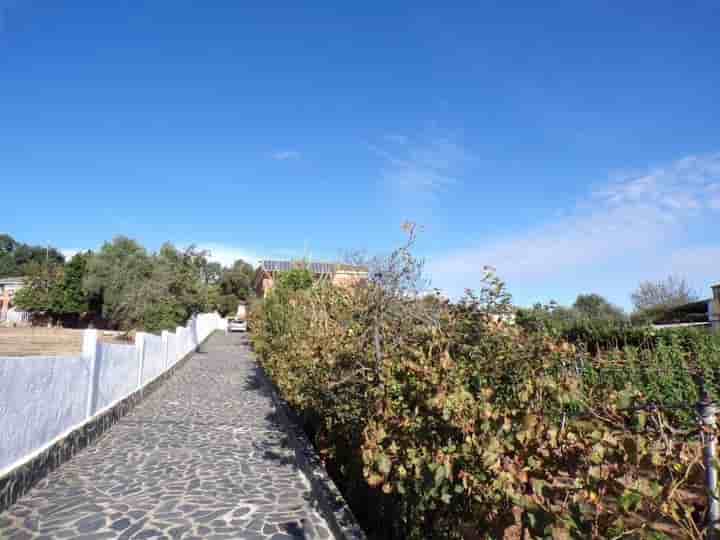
0, 327, 132, 357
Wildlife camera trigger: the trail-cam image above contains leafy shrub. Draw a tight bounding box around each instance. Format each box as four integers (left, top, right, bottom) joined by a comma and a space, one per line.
251, 238, 718, 539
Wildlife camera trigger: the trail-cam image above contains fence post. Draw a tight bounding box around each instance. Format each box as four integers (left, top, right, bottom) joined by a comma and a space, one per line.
698, 377, 719, 540
176, 327, 184, 360
161, 330, 169, 370
82, 329, 100, 418
135, 332, 146, 390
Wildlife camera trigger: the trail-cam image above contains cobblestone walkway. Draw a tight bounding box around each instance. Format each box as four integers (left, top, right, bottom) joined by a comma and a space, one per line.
0, 333, 334, 540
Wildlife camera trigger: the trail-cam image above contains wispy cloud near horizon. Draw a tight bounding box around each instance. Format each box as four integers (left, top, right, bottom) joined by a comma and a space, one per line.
270, 150, 301, 161
427, 152, 720, 305
190, 243, 308, 268
371, 134, 470, 198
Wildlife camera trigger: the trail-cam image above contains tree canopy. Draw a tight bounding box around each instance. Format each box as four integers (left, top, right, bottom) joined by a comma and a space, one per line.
211, 259, 255, 317
516, 293, 627, 333
0, 234, 64, 277
572, 293, 626, 322
9, 234, 256, 332
631, 275, 698, 312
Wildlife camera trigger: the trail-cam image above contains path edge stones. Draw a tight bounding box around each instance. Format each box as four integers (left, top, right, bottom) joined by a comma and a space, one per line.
0, 330, 220, 514
251, 350, 368, 540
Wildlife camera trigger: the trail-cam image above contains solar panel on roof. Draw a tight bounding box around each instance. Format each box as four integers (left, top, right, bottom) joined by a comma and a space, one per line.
261, 260, 367, 274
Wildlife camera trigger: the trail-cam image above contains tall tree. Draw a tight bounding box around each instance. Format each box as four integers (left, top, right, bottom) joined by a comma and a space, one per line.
631, 275, 698, 312
212, 259, 255, 316
83, 237, 154, 329
60, 252, 92, 318
573, 293, 626, 322
13, 261, 66, 323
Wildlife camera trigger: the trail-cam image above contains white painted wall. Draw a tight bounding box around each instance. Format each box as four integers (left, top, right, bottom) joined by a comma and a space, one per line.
95, 344, 137, 412
166, 334, 177, 369
142, 334, 163, 384
0, 312, 226, 475
0, 355, 90, 472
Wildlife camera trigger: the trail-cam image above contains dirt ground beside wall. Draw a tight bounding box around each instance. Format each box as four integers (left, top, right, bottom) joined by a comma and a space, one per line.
0, 327, 131, 357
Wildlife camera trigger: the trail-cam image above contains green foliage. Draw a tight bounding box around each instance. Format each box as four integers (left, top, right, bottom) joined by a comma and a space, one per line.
572, 293, 626, 322
251, 234, 715, 540
13, 252, 93, 324
13, 262, 66, 319
0, 234, 64, 277
60, 252, 92, 315
83, 237, 228, 332
3, 234, 335, 333
6, 234, 255, 332
209, 259, 255, 316
83, 237, 155, 328
517, 293, 626, 334
276, 267, 314, 292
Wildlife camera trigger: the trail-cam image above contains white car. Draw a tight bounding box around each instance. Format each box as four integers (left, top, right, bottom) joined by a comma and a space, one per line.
227, 319, 247, 332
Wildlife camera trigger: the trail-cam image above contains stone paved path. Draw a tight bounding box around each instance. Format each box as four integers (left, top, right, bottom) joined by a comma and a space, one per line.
0, 333, 335, 540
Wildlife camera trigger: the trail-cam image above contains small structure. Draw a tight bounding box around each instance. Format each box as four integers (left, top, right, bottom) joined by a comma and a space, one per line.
0, 277, 28, 324
652, 282, 720, 332
253, 260, 368, 298
711, 283, 720, 332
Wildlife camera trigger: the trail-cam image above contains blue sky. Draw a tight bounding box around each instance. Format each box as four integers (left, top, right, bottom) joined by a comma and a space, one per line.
2, 1, 719, 309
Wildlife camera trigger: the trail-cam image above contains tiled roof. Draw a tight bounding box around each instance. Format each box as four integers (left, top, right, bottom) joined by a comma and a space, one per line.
259, 260, 367, 274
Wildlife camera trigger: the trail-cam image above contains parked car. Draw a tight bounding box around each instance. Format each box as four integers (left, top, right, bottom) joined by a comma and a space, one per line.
227, 318, 247, 332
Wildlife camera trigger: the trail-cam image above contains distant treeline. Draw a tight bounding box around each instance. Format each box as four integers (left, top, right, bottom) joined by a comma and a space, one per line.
2, 234, 254, 333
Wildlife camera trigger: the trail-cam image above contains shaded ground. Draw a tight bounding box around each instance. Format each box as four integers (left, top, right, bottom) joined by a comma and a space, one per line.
0, 332, 334, 539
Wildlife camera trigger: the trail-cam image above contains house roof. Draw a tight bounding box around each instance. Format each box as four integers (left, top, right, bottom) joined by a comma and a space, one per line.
0, 276, 26, 286
653, 298, 711, 325
259, 260, 367, 275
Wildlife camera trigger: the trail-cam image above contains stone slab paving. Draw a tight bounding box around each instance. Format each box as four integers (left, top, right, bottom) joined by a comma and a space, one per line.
0, 333, 335, 540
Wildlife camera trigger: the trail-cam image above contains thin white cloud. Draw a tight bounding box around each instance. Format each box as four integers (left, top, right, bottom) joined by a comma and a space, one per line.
189, 243, 307, 268
60, 248, 83, 259
427, 152, 720, 302
270, 150, 301, 161
372, 135, 469, 197
191, 243, 261, 268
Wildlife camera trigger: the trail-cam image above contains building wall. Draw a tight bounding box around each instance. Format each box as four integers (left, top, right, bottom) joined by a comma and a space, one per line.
254, 266, 369, 297
332, 271, 368, 288
262, 277, 274, 297
0, 279, 27, 324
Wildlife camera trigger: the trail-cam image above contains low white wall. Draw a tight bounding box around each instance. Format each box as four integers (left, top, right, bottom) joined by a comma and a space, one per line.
167, 335, 177, 369
95, 344, 137, 412
0, 355, 90, 472
0, 312, 226, 475
142, 334, 164, 384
